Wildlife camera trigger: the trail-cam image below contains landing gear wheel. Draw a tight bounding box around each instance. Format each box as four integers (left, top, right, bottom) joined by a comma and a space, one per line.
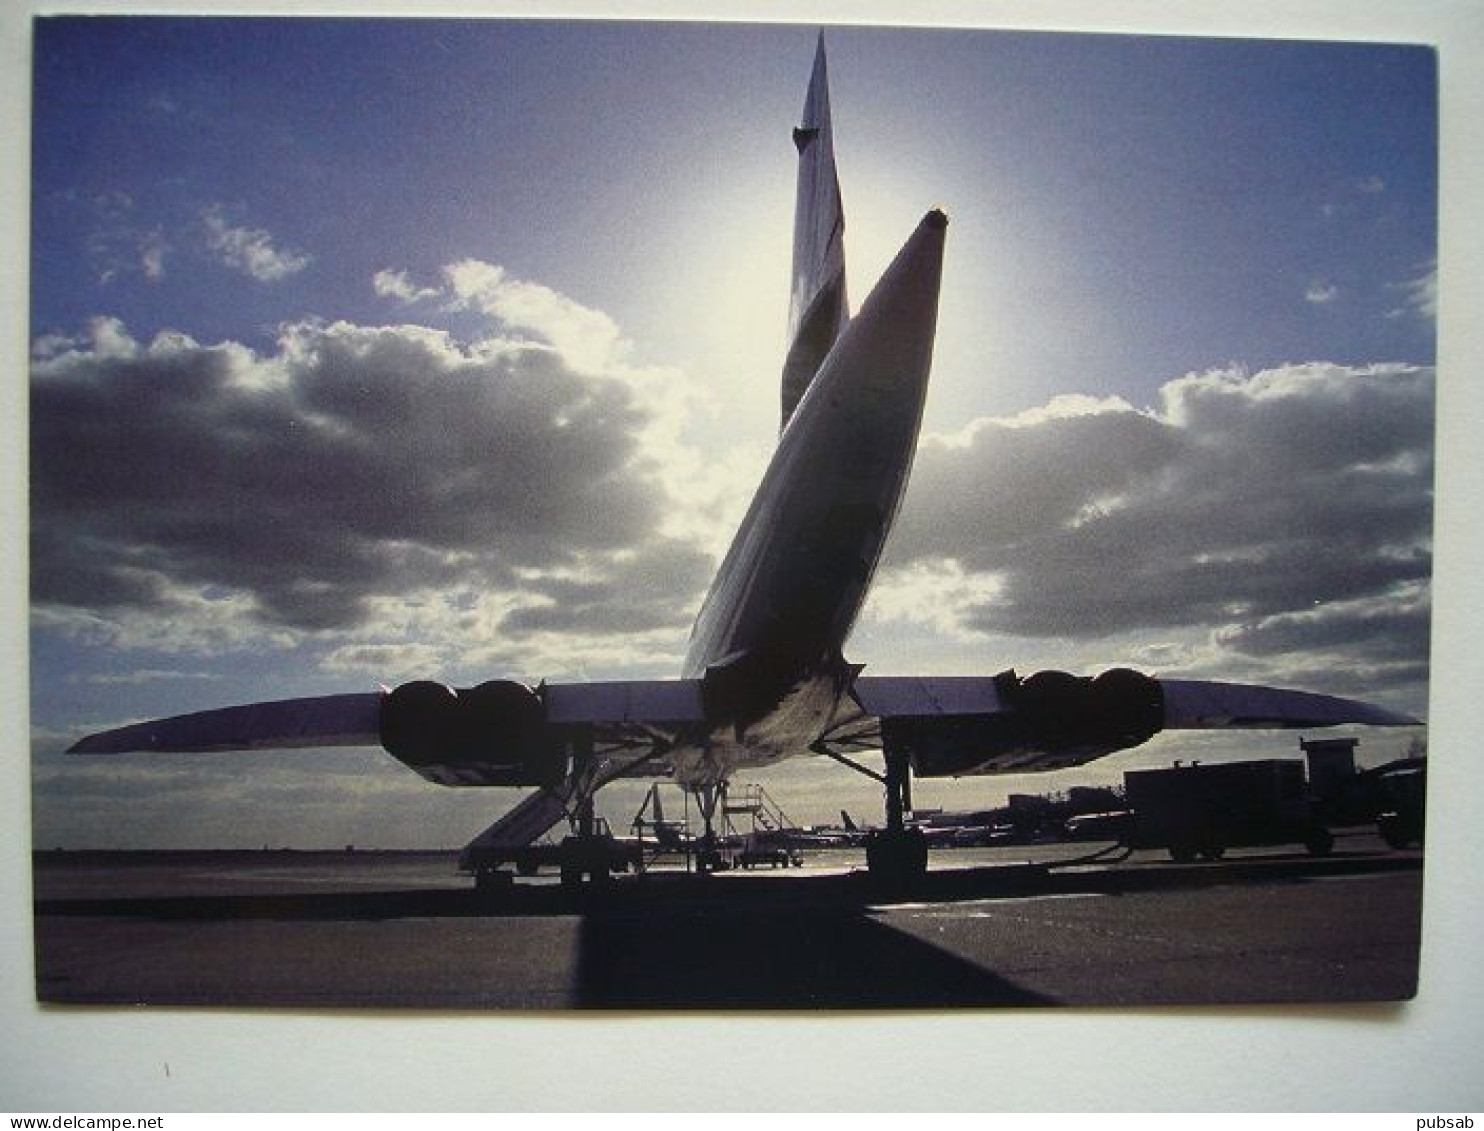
1304, 827, 1335, 857
1378, 814, 1420, 850
474, 868, 512, 894
558, 835, 614, 889
697, 848, 726, 874
866, 828, 928, 890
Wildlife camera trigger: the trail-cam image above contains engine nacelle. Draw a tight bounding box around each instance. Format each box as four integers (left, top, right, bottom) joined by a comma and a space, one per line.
892, 667, 1166, 778
380, 679, 564, 786
1007, 667, 1164, 753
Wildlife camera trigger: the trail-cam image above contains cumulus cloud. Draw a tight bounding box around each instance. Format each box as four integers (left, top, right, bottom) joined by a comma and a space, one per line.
370, 259, 632, 374
1305, 280, 1339, 305
32, 275, 1432, 715
389, 257, 744, 550
860, 559, 1003, 641
1215, 586, 1430, 664
31, 310, 713, 667
883, 362, 1433, 692
320, 641, 450, 681
201, 205, 311, 281
373, 268, 439, 305
442, 258, 626, 373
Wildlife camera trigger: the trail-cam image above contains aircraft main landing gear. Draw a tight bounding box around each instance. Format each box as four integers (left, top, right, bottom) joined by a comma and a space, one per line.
558, 788, 614, 890
694, 783, 729, 874
866, 827, 928, 887
558, 835, 614, 889
813, 726, 930, 890
868, 746, 928, 890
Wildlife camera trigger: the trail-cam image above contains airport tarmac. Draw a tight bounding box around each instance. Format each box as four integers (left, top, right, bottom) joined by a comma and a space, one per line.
32, 834, 1423, 1010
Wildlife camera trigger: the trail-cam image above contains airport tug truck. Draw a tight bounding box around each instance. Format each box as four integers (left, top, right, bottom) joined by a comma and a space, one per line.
461, 816, 643, 889
1124, 759, 1334, 862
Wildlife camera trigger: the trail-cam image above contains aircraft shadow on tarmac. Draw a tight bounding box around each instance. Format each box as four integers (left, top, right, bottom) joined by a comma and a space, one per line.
32, 849, 1420, 926
33, 856, 1421, 1009
33, 864, 1035, 922
36, 872, 1062, 1008
572, 903, 1054, 1008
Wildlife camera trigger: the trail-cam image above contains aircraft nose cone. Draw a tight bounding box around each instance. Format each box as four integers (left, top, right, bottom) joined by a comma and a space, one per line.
839, 207, 947, 408
769, 205, 947, 529
784, 207, 946, 426
867, 208, 947, 317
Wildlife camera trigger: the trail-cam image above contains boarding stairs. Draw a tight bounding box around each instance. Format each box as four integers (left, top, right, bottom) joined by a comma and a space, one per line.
457, 756, 635, 871
723, 784, 797, 838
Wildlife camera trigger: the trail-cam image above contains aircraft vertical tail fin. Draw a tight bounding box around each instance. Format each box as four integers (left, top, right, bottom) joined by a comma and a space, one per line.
781, 32, 849, 431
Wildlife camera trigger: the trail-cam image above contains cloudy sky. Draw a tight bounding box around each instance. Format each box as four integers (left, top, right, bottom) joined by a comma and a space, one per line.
29, 18, 1436, 847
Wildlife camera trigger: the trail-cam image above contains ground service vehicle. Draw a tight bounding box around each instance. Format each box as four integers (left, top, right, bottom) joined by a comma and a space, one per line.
1374, 760, 1426, 849
1124, 759, 1334, 861
462, 817, 644, 889
736, 843, 805, 869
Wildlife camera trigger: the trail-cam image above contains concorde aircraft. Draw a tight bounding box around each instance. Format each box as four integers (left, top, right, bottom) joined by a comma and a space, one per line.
68, 36, 1417, 886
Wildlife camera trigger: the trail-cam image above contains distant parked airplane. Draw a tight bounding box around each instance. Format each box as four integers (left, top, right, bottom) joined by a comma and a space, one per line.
70, 34, 1417, 887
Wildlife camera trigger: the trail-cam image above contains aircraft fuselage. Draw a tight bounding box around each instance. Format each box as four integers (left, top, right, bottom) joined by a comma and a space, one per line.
672, 209, 947, 784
